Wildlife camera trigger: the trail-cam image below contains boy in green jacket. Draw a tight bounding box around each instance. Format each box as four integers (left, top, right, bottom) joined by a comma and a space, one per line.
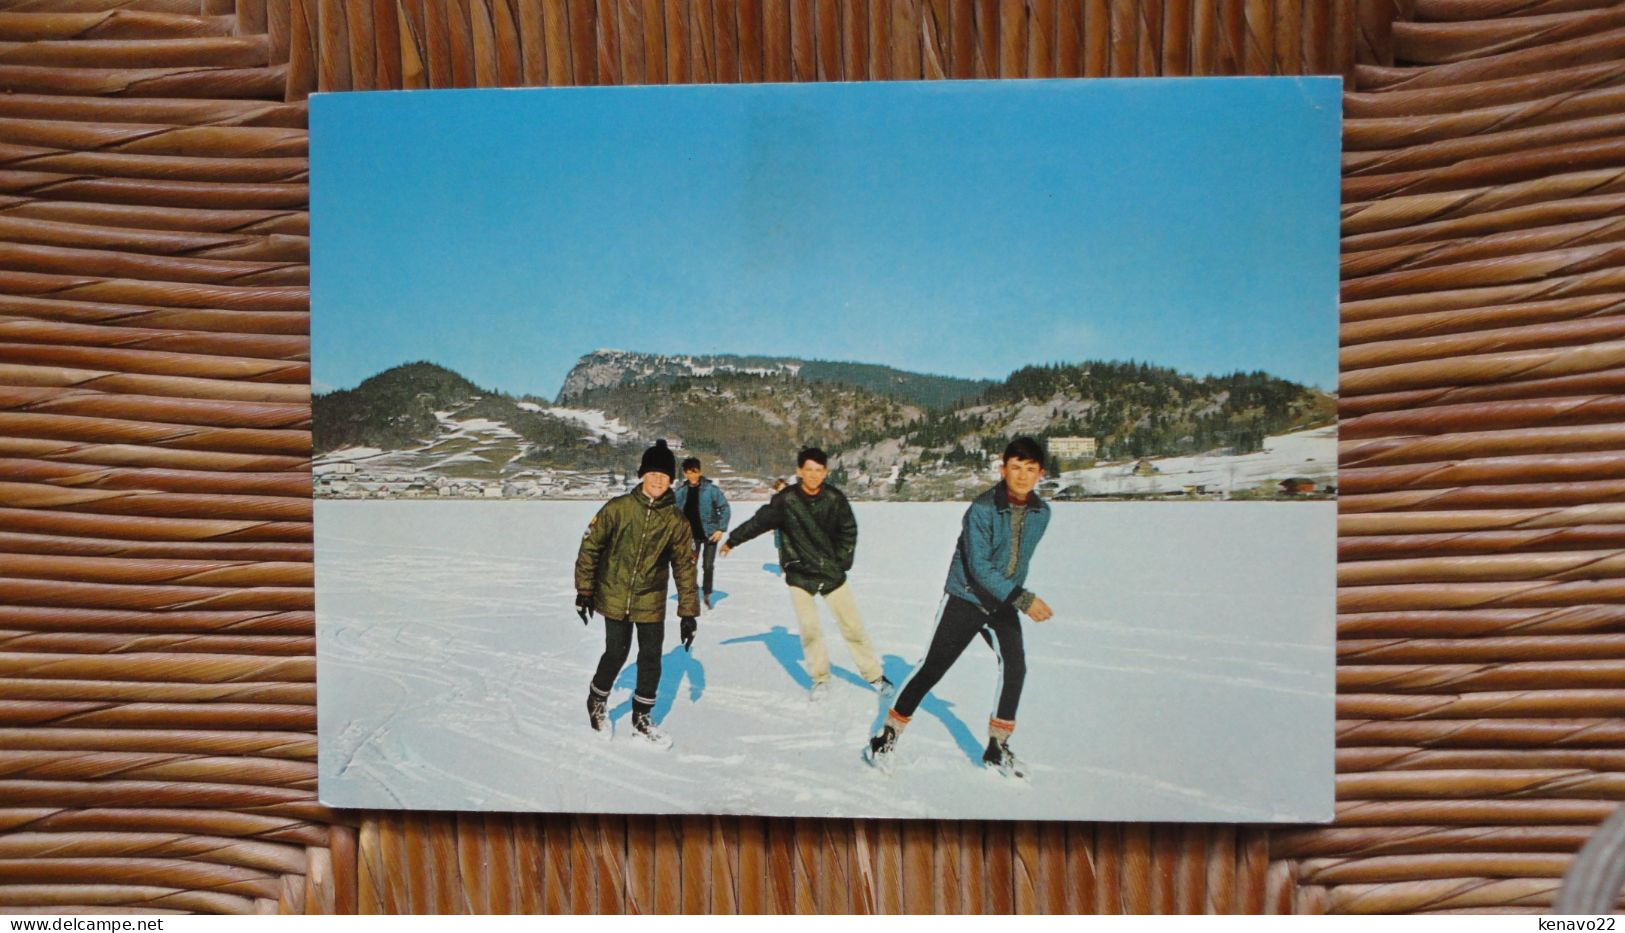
575, 439, 701, 748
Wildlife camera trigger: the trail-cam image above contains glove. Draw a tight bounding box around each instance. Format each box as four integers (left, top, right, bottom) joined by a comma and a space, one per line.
575, 594, 595, 625
680, 616, 697, 652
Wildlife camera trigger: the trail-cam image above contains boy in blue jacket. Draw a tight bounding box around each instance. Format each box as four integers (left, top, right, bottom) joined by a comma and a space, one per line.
865, 437, 1055, 777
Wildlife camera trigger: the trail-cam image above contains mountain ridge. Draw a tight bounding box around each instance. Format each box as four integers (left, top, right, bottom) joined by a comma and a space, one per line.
557, 348, 994, 411
314, 353, 1335, 500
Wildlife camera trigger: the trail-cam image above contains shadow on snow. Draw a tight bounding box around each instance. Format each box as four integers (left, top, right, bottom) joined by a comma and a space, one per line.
880, 654, 984, 766
608, 645, 705, 726
720, 626, 983, 766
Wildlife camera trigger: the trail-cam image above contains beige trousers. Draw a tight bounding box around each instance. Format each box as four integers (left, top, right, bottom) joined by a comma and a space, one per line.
786, 582, 883, 684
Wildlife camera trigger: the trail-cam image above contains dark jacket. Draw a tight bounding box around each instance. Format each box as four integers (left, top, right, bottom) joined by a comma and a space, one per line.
672, 476, 731, 539
945, 483, 1051, 613
575, 486, 701, 623
726, 482, 857, 595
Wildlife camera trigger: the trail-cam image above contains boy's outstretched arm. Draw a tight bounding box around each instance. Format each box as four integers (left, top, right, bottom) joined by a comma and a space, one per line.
720, 496, 781, 556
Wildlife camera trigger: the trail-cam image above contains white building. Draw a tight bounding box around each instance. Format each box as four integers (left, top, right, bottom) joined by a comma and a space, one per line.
1049, 436, 1097, 460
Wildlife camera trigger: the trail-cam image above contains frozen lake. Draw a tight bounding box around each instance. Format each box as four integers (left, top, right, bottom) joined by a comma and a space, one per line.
316, 499, 1335, 822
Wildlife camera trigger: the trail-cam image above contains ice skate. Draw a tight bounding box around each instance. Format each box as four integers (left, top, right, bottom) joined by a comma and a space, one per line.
587, 690, 611, 739
631, 710, 673, 750
870, 674, 895, 697
809, 679, 830, 703
982, 736, 1026, 780
862, 724, 899, 773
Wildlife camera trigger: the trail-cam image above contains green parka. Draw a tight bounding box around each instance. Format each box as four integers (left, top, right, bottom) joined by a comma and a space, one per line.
575, 486, 701, 623
725, 482, 858, 596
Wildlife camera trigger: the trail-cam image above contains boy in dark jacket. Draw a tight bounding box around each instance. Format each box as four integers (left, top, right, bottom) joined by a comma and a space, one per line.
575, 439, 701, 748
865, 437, 1055, 777
722, 448, 890, 700
672, 456, 731, 609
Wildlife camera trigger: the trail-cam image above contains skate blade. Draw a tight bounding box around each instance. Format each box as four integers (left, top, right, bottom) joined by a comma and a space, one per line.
985, 762, 1028, 781
861, 747, 895, 775
632, 731, 673, 751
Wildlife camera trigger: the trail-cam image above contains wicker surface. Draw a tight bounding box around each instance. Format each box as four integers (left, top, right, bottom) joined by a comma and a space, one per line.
1, 0, 1621, 915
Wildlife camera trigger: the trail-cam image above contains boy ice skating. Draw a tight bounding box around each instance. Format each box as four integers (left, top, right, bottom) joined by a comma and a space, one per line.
721, 448, 892, 700
575, 439, 701, 748
865, 437, 1055, 777
672, 456, 731, 610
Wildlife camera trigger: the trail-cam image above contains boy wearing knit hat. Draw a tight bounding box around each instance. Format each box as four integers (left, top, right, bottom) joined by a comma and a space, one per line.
864, 437, 1056, 777
574, 439, 701, 748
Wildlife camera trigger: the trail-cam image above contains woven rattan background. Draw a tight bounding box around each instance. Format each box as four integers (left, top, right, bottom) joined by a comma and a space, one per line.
2, 0, 1622, 915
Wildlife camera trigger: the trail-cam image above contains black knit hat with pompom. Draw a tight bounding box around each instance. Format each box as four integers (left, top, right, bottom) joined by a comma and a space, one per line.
637, 439, 677, 479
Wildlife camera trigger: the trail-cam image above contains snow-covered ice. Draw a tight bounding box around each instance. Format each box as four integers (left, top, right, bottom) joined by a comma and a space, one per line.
316, 499, 1334, 822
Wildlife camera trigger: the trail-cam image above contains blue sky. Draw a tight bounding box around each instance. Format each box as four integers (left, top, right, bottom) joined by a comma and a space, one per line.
311, 78, 1341, 399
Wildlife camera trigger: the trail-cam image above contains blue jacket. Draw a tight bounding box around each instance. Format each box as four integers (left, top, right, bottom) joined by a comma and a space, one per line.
945, 483, 1051, 613
672, 476, 731, 539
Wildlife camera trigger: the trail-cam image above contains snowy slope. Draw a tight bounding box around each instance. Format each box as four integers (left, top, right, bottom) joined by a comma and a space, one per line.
313, 408, 528, 477
316, 500, 1335, 822
542, 405, 634, 442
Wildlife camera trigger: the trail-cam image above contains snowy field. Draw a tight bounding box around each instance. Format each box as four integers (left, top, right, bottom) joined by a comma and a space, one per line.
317, 500, 1335, 822
1054, 426, 1337, 497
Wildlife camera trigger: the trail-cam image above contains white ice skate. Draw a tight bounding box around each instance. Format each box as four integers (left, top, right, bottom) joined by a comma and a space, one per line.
631, 711, 673, 751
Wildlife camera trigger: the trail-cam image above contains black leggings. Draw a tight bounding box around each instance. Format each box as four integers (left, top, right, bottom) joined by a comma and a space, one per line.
591, 618, 665, 709
894, 595, 1026, 723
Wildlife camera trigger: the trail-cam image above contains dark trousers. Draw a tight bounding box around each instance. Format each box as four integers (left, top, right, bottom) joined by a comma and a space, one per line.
591, 618, 665, 709
694, 537, 717, 596
894, 595, 1027, 723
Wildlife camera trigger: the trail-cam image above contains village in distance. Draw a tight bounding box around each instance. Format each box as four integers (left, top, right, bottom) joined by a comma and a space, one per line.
312, 349, 1337, 504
